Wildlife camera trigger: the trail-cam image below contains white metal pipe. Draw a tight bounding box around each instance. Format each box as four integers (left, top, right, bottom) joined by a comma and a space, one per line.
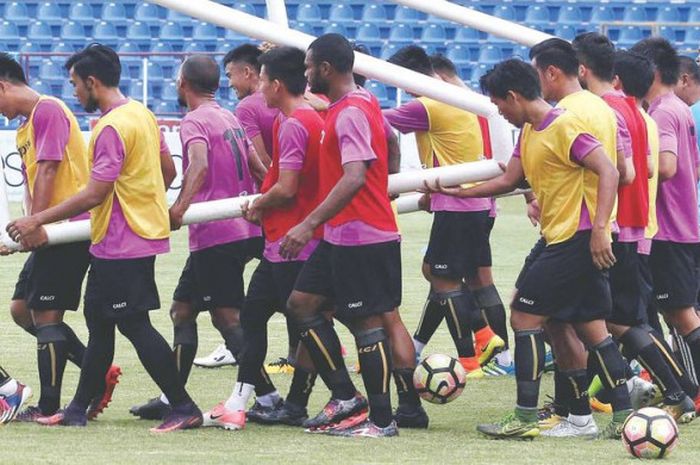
390, 0, 553, 47
2, 161, 504, 250
150, 0, 496, 116
265, 0, 288, 27
0, 168, 11, 246
395, 188, 531, 215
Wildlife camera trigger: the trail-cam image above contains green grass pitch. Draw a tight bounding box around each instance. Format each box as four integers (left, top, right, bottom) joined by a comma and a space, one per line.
0, 198, 696, 464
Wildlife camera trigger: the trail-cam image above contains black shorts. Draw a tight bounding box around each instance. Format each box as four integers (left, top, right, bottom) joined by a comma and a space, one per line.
424, 210, 491, 279
172, 237, 262, 311
608, 239, 646, 326
650, 240, 699, 311
84, 255, 161, 320
515, 236, 546, 290
12, 241, 90, 311
512, 231, 612, 322
246, 258, 304, 312
294, 240, 402, 320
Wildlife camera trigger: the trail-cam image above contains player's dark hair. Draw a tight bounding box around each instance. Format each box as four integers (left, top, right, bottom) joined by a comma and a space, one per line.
572, 32, 616, 82
352, 43, 369, 87
529, 38, 579, 77
429, 53, 458, 77
181, 55, 220, 94
480, 59, 541, 101
388, 45, 434, 76
307, 33, 354, 74
0, 52, 27, 85
258, 46, 307, 96
223, 43, 263, 73
614, 50, 654, 99
630, 37, 680, 86
65, 43, 121, 87
679, 56, 700, 84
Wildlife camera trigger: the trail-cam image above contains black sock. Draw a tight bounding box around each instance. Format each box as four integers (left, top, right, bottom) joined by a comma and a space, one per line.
681, 327, 700, 390
220, 325, 244, 359
413, 293, 444, 344
514, 329, 545, 409
286, 366, 317, 408
648, 327, 698, 397
672, 327, 698, 385
253, 367, 277, 397
393, 368, 421, 407
589, 337, 631, 412
74, 315, 116, 410
297, 315, 355, 400
0, 365, 10, 385
561, 369, 591, 416
356, 328, 393, 428
439, 290, 476, 358
475, 285, 509, 349
36, 324, 70, 415
286, 316, 299, 364
173, 320, 198, 385
117, 313, 191, 407
553, 365, 571, 417
60, 323, 86, 367
621, 326, 684, 402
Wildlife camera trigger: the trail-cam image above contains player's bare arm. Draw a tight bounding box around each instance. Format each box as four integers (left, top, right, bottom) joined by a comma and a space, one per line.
169, 141, 208, 230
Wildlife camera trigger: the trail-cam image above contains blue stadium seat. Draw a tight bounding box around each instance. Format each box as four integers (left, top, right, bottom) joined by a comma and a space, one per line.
426, 14, 450, 25
470, 64, 489, 83
356, 23, 381, 42
184, 42, 209, 53
329, 4, 354, 23
622, 6, 646, 22
557, 6, 582, 25
685, 27, 700, 44
159, 22, 185, 43
193, 22, 218, 41
20, 42, 42, 53
525, 5, 550, 26
128, 80, 151, 99
135, 3, 162, 24
590, 6, 615, 24
361, 4, 387, 23
324, 23, 348, 37
511, 45, 531, 60
28, 22, 54, 43
478, 45, 502, 64
52, 42, 75, 53
153, 100, 181, 115
127, 22, 153, 44
454, 28, 482, 44
394, 6, 426, 22
367, 81, 389, 106
657, 6, 681, 23
381, 43, 401, 60
5, 2, 29, 25
33, 80, 52, 96
493, 5, 516, 21
617, 26, 646, 47
554, 25, 577, 41
161, 81, 179, 102
296, 3, 322, 22
421, 24, 446, 44
39, 60, 64, 83
166, 9, 190, 22
37, 2, 63, 25
0, 21, 20, 51
689, 9, 700, 23
60, 22, 86, 43
68, 3, 94, 23
446, 44, 471, 64
389, 24, 415, 45
101, 2, 127, 23
224, 28, 248, 42
657, 26, 681, 44
61, 81, 76, 101
216, 42, 236, 54
150, 42, 173, 62
289, 22, 316, 36
146, 62, 164, 81
93, 22, 120, 47
232, 3, 256, 16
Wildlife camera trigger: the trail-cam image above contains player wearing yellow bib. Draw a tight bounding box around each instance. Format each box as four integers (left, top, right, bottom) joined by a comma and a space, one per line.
426, 59, 632, 440
7, 44, 201, 433
0, 53, 121, 422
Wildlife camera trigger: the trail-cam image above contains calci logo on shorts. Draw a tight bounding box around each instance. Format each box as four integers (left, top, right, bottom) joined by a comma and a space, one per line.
518, 297, 535, 306
347, 301, 363, 310
112, 301, 128, 311
656, 293, 669, 301
40, 295, 56, 301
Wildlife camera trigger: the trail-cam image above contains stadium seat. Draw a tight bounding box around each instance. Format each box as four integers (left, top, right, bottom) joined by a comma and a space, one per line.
389, 24, 415, 45
68, 3, 94, 23
161, 81, 179, 101
231, 3, 256, 16
454, 28, 482, 44
101, 2, 128, 24
39, 60, 64, 83
93, 21, 119, 42
193, 22, 218, 41
657, 26, 681, 44
5, 2, 29, 25
446, 44, 471, 65
37, 2, 63, 25
554, 25, 577, 41
150, 42, 174, 62
356, 23, 381, 43
224, 27, 248, 43
160, 22, 185, 43
33, 80, 52, 97
60, 81, 76, 101
524, 5, 550, 26
493, 5, 516, 21
20, 42, 42, 53
135, 3, 162, 24
478, 45, 502, 64
590, 6, 615, 24
52, 42, 75, 53
421, 24, 446, 44
656, 6, 681, 23
27, 22, 54, 43
426, 14, 450, 25
557, 6, 583, 25
60, 21, 87, 43
184, 42, 209, 53
511, 45, 531, 60
127, 22, 153, 44
296, 3, 322, 22
394, 6, 426, 22
128, 81, 151, 100
166, 8, 190, 22
685, 26, 700, 45
381, 43, 401, 60
617, 26, 646, 47
367, 81, 389, 107
153, 100, 181, 115
470, 64, 490, 83
361, 4, 387, 23
689, 9, 700, 23
622, 6, 646, 23
324, 23, 348, 37
329, 4, 354, 23
290, 21, 316, 36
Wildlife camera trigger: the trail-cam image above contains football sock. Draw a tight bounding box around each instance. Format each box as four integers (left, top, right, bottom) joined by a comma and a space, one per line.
588, 337, 632, 412
73, 314, 116, 410
647, 327, 698, 397
36, 324, 70, 415
355, 328, 393, 428
285, 316, 299, 365
672, 327, 698, 385
394, 368, 421, 407
297, 315, 355, 400
439, 290, 477, 359
413, 293, 445, 346
61, 323, 86, 367
620, 326, 685, 402
561, 369, 591, 416
253, 367, 277, 397
220, 325, 244, 360
682, 327, 700, 388
225, 382, 254, 411
117, 313, 191, 407
173, 320, 198, 384
475, 285, 509, 349
514, 329, 545, 409
238, 301, 278, 397
553, 366, 571, 417
256, 391, 281, 407
286, 366, 317, 408
588, 375, 604, 398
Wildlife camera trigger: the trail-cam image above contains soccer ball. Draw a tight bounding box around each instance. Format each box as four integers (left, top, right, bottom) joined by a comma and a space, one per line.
622, 407, 679, 459
413, 354, 466, 404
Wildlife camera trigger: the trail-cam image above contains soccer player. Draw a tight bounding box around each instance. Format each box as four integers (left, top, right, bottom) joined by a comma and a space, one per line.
631, 37, 700, 409
0, 52, 120, 421
427, 58, 632, 439
6, 44, 201, 432
0, 365, 31, 424
129, 55, 275, 421
383, 45, 505, 377
200, 46, 323, 430
277, 33, 404, 437
573, 33, 696, 425
224, 43, 299, 374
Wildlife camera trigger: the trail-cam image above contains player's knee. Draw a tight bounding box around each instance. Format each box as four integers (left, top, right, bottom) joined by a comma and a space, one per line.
286, 291, 314, 320
421, 263, 432, 281
211, 307, 240, 333
10, 300, 32, 330
169, 301, 195, 326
